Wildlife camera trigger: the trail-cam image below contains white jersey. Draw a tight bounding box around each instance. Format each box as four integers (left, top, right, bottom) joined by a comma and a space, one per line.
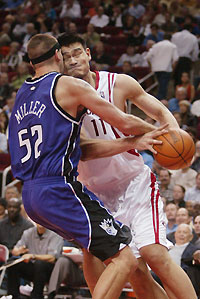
79, 71, 168, 255
79, 71, 145, 197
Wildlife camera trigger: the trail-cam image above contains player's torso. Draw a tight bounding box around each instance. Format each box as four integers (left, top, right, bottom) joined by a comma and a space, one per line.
78, 71, 144, 194
9, 72, 84, 181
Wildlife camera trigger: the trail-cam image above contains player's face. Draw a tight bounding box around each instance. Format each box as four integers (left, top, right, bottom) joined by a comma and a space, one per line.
61, 43, 91, 79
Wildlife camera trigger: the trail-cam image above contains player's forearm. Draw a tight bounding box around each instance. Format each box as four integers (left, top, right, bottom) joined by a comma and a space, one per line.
80, 136, 138, 161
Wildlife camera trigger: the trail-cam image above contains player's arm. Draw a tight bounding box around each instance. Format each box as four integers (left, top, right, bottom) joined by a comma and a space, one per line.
115, 74, 179, 129
56, 76, 157, 136
80, 126, 168, 161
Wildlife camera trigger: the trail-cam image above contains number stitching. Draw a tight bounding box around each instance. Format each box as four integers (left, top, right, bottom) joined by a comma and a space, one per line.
18, 125, 43, 163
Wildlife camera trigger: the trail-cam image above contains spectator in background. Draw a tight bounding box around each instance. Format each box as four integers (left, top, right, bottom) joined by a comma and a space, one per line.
140, 39, 155, 67
48, 240, 85, 299
12, 13, 28, 42
172, 184, 186, 208
117, 44, 142, 67
60, 0, 81, 19
165, 202, 178, 234
0, 124, 8, 153
121, 61, 137, 80
4, 186, 20, 202
109, 4, 123, 27
175, 72, 195, 102
21, 22, 37, 53
161, 12, 178, 35
171, 166, 197, 190
146, 33, 178, 100
0, 198, 7, 221
11, 62, 30, 91
158, 168, 174, 201
169, 223, 200, 297
44, 1, 57, 21
3, 92, 16, 119
122, 14, 135, 35
0, 109, 9, 138
179, 100, 198, 129
193, 215, 200, 247
82, 24, 100, 49
89, 6, 109, 28
143, 23, 164, 46
8, 223, 64, 299
152, 3, 168, 27
167, 208, 192, 244
128, 0, 146, 19
91, 41, 111, 71
184, 173, 200, 203
171, 24, 199, 86
176, 208, 193, 227
0, 73, 13, 108
191, 140, 200, 172
168, 86, 187, 113
0, 23, 11, 47
68, 22, 78, 35
3, 42, 22, 71
172, 111, 187, 130
128, 23, 145, 50
0, 198, 33, 255
22, 0, 42, 17
84, 0, 101, 19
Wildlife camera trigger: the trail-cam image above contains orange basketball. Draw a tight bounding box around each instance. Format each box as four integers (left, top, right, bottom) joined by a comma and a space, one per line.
153, 129, 195, 170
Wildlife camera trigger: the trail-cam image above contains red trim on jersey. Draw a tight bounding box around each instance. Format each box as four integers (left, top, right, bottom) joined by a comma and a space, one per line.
150, 172, 160, 243
95, 71, 100, 90
108, 73, 112, 103
112, 73, 115, 85
111, 126, 139, 156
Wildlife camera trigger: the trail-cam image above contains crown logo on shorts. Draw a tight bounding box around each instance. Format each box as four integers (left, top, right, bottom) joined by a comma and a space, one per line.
99, 219, 117, 236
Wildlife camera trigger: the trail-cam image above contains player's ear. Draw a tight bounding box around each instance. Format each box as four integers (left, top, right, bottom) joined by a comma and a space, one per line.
55, 49, 61, 62
86, 48, 92, 61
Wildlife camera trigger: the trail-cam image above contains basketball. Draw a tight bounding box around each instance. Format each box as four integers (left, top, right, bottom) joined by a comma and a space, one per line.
153, 129, 195, 170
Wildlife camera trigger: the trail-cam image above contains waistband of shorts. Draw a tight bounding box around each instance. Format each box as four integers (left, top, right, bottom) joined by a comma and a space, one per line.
23, 176, 73, 187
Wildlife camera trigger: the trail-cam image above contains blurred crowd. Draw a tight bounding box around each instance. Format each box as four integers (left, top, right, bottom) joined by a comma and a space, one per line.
0, 0, 200, 298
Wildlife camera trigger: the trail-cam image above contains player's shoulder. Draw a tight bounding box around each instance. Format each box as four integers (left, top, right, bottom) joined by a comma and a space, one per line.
57, 75, 90, 91
115, 73, 138, 87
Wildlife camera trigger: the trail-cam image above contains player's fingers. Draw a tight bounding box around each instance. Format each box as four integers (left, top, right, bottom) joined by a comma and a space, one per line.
153, 140, 162, 144
148, 144, 157, 154
152, 129, 167, 138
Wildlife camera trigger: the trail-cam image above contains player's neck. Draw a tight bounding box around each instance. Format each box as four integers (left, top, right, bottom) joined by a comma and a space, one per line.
82, 71, 96, 90
33, 65, 60, 79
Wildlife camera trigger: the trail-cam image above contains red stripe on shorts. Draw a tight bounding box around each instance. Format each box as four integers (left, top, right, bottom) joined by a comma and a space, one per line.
150, 172, 160, 243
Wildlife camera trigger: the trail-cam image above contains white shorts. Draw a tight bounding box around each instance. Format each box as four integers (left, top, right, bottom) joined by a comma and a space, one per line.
96, 166, 168, 258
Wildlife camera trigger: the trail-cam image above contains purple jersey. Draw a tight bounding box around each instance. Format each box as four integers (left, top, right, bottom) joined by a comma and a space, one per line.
9, 72, 85, 182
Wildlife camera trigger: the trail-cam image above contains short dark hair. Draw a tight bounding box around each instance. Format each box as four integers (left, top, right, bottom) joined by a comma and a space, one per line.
0, 198, 7, 209
58, 34, 87, 49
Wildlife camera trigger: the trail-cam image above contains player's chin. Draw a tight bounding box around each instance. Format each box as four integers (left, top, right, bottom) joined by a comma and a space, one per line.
68, 69, 83, 78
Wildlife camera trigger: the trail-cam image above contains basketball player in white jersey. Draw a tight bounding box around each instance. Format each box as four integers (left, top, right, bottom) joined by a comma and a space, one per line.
58, 34, 197, 299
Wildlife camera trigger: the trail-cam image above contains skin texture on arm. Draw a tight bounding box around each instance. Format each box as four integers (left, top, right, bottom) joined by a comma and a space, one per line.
80, 125, 168, 161
113, 74, 179, 129
55, 76, 157, 136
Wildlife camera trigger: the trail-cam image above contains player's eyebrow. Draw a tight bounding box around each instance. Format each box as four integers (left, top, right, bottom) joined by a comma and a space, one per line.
62, 47, 82, 56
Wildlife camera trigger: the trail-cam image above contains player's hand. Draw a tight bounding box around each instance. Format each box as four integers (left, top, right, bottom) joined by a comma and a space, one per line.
135, 124, 169, 154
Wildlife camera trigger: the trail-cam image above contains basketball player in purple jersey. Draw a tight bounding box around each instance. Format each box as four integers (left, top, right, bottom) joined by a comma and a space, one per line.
58, 34, 197, 299
8, 33, 161, 299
